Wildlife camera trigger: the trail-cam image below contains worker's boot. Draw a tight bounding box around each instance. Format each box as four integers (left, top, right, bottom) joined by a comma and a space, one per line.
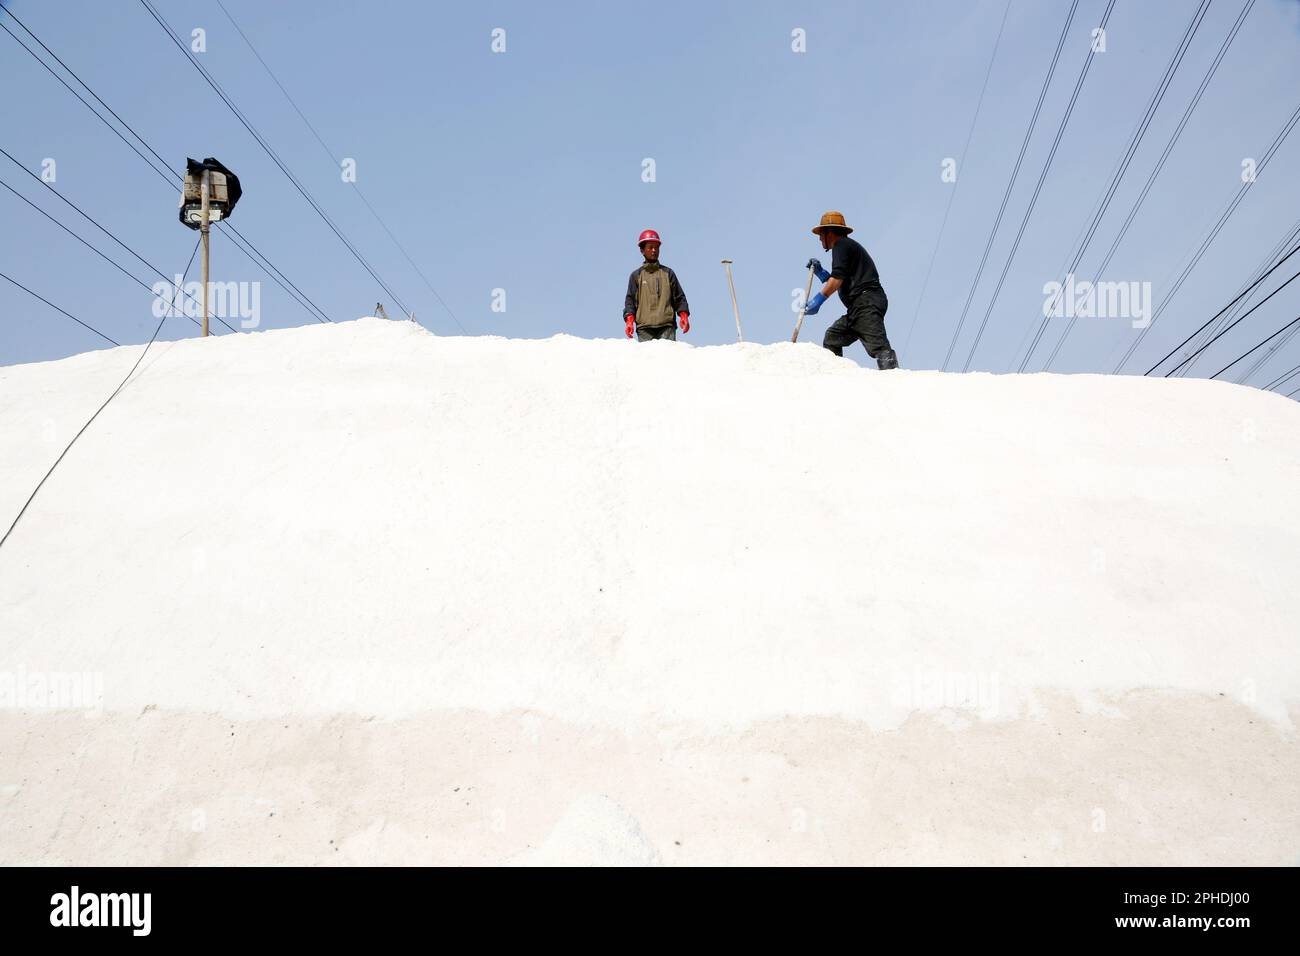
876, 348, 899, 370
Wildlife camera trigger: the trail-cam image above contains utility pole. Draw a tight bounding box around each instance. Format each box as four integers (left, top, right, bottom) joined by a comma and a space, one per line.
199, 168, 211, 337
178, 157, 242, 338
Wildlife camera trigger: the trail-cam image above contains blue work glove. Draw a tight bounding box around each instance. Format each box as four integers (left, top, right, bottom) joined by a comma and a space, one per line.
806, 258, 830, 283
804, 291, 826, 315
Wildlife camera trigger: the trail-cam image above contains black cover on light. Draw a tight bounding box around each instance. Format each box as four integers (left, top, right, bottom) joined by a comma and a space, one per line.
179, 157, 243, 229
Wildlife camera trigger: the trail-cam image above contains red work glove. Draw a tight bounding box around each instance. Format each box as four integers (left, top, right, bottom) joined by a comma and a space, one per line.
624, 314, 635, 338
678, 311, 690, 334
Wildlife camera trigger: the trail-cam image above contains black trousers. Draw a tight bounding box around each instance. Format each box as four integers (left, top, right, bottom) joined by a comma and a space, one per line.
823, 297, 891, 358
636, 324, 677, 342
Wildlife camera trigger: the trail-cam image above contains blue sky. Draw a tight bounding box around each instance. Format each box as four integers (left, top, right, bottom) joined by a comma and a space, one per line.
3, 0, 1300, 385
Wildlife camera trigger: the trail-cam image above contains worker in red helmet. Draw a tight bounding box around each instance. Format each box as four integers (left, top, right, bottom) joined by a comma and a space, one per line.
623, 229, 690, 341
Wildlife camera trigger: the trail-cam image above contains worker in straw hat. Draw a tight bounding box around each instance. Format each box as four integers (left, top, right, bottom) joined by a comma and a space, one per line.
802, 211, 898, 369
623, 229, 690, 341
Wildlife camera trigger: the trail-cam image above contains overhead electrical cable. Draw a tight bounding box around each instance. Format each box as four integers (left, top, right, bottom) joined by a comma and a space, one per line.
960, 0, 1118, 373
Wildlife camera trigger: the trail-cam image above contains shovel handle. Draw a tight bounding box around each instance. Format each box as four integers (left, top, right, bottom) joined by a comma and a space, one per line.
792, 264, 816, 343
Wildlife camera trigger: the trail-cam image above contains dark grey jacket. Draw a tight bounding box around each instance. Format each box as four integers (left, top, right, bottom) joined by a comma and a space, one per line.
624, 263, 690, 328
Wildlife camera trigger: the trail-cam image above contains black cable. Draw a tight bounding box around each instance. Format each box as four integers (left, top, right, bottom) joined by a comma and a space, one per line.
1209, 313, 1300, 380
1164, 264, 1300, 379
0, 146, 238, 333
1018, 0, 1210, 372
940, 0, 1079, 371
1112, 95, 1300, 372
0, 18, 176, 184
1004, 134, 1137, 369
215, 0, 464, 333
1261, 355, 1300, 391
0, 270, 120, 346
898, 0, 1011, 363
223, 225, 332, 323
1185, 222, 1300, 379
1273, 369, 1300, 391
0, 174, 210, 332
1147, 239, 1300, 375
1184, 218, 1300, 379
1042, 0, 1257, 371
0, 10, 333, 326
1178, 220, 1300, 376
1, 7, 331, 326
1, 9, 176, 175
1233, 294, 1300, 383
138, 0, 413, 317
961, 0, 1117, 372
0, 238, 201, 554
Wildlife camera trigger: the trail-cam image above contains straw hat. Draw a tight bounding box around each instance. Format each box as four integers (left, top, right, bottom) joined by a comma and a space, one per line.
811, 211, 854, 236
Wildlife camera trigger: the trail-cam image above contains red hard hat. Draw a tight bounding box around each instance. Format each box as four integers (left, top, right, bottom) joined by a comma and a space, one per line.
637, 229, 661, 246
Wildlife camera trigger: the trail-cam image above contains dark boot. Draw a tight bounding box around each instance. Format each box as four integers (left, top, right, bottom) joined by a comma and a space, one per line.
876, 348, 899, 370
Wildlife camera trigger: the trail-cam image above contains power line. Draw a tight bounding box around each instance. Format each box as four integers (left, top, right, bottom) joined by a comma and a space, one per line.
1190, 217, 1300, 380
1233, 307, 1300, 384
1003, 120, 1139, 371
0, 8, 334, 326
138, 0, 413, 317
0, 145, 239, 332
1153, 247, 1300, 376
1260, 355, 1300, 391
214, 0, 466, 333
217, 223, 332, 324
1017, 0, 1211, 372
960, 0, 1117, 372
939, 0, 1080, 371
899, 0, 1011, 363
1209, 312, 1300, 379
1111, 95, 1300, 372
0, 270, 121, 346
0, 17, 174, 184
0, 238, 201, 554
1145, 232, 1300, 374
1, 8, 329, 324
1040, 0, 1257, 372
0, 174, 205, 330
0, 173, 211, 333
1274, 369, 1300, 395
